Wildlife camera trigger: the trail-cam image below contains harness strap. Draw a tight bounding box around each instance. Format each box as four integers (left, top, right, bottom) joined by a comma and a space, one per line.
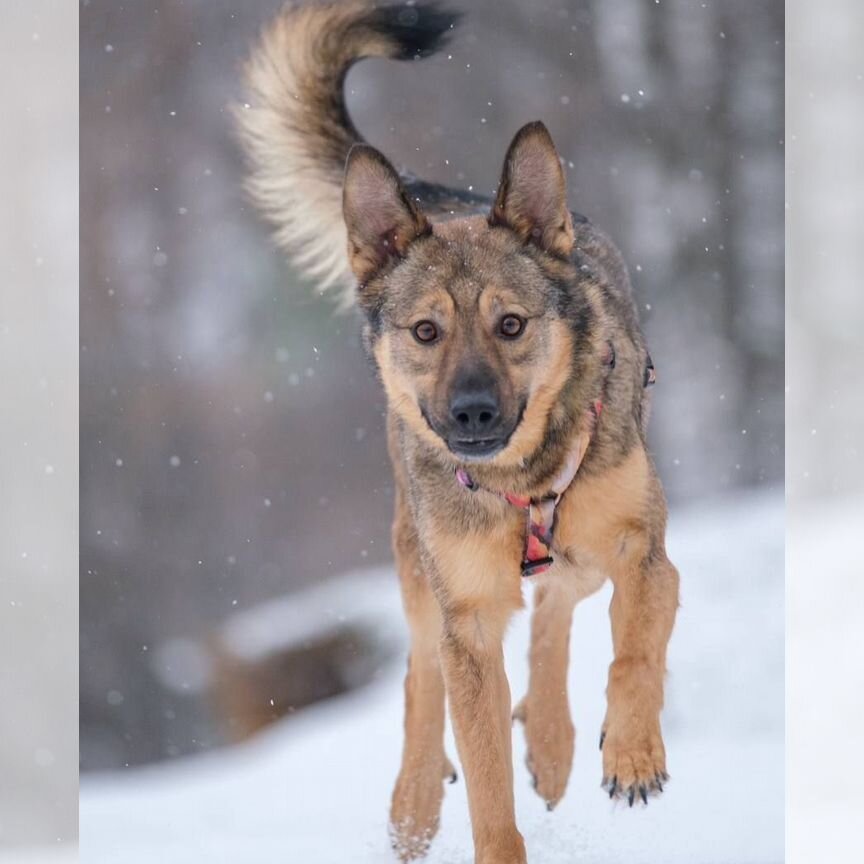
455, 409, 595, 577
452, 348, 654, 577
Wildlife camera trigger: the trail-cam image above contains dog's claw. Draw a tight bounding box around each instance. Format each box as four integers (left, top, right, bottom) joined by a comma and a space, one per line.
603, 765, 666, 804
599, 730, 605, 750
546, 801, 554, 812
511, 698, 527, 725
442, 756, 458, 785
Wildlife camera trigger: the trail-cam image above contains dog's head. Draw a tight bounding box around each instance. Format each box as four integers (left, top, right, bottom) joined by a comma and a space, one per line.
343, 122, 600, 465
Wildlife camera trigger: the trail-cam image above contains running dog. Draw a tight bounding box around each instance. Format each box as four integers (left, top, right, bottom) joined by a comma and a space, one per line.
238, 3, 679, 862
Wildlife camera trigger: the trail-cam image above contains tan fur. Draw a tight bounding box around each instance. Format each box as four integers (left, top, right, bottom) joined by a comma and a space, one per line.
513, 447, 679, 812
424, 521, 527, 863
511, 581, 580, 810
240, 5, 679, 861
492, 319, 577, 468
375, 311, 579, 474
237, 2, 434, 304
389, 483, 453, 858
387, 439, 678, 859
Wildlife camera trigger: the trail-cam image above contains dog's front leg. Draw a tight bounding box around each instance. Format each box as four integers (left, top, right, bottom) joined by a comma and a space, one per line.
512, 580, 578, 810
389, 498, 455, 860
439, 599, 526, 864
600, 546, 679, 805
513, 569, 608, 808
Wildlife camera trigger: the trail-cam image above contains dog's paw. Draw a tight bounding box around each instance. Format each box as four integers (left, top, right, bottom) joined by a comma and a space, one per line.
513, 694, 575, 810
389, 754, 455, 860
599, 717, 668, 806
389, 817, 435, 862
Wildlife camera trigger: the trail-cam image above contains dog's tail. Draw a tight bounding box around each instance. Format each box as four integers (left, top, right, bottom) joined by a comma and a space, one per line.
237, 2, 460, 305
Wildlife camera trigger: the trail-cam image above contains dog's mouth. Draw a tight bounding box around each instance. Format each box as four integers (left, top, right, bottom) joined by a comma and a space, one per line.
420, 401, 526, 463
446, 435, 508, 460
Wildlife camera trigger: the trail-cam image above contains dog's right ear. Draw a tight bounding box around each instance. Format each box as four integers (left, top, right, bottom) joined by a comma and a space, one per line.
343, 144, 430, 285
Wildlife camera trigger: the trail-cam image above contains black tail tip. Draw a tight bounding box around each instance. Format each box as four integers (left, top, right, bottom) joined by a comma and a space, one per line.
371, 3, 462, 60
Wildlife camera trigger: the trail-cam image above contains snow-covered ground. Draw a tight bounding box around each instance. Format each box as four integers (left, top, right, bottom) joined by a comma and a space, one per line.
0, 850, 77, 864
80, 490, 784, 864
787, 494, 864, 862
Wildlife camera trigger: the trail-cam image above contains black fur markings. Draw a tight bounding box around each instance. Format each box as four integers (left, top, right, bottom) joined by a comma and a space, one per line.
370, 3, 462, 60
404, 177, 489, 214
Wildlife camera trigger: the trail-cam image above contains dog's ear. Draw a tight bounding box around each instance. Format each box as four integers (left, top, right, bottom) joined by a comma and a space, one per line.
490, 121, 574, 257
343, 144, 430, 284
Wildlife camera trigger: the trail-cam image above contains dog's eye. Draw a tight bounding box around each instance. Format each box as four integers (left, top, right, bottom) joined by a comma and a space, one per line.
411, 320, 439, 344
498, 314, 526, 339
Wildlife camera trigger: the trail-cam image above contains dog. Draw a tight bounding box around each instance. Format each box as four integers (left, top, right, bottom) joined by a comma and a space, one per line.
238, 3, 679, 862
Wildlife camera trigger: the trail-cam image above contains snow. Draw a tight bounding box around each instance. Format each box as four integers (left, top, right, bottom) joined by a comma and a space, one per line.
787, 495, 864, 862
218, 570, 407, 664
153, 569, 408, 695
0, 850, 77, 864
80, 490, 783, 863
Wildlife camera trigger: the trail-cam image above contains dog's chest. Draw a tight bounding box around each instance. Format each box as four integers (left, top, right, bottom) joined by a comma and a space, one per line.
550, 446, 651, 577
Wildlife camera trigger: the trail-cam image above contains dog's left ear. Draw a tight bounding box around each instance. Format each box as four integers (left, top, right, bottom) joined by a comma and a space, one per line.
490, 121, 575, 257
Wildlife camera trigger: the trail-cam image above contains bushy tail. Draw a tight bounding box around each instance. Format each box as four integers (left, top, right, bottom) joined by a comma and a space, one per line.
237, 1, 459, 305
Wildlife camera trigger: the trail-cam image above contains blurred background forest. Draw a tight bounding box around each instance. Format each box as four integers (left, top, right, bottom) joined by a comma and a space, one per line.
80, 0, 783, 773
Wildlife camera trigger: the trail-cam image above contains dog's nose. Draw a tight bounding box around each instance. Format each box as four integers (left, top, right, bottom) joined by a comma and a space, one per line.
449, 388, 501, 435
